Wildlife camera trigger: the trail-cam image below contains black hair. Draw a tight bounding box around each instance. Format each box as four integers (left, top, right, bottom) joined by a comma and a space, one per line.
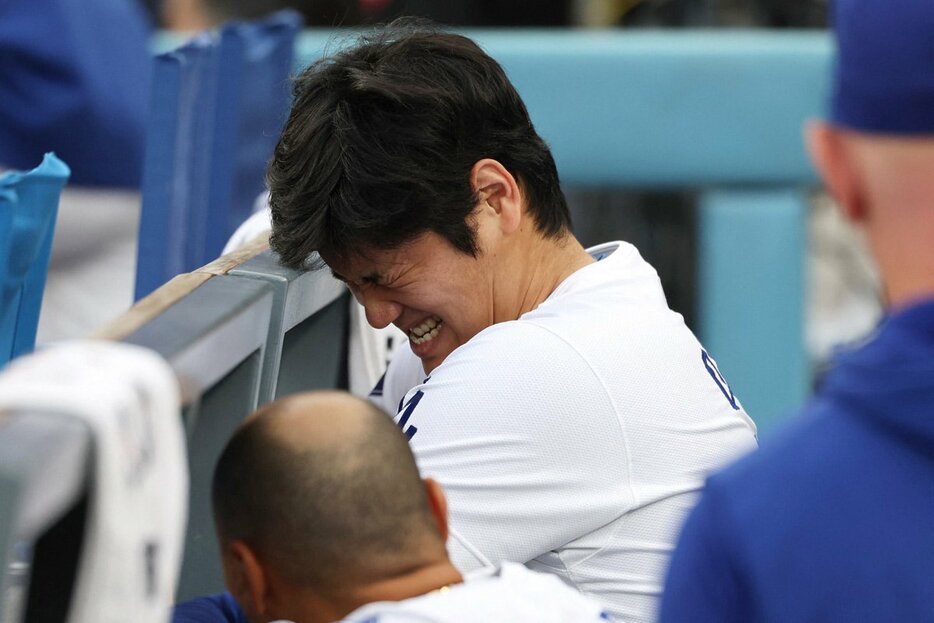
267, 19, 570, 269
212, 395, 442, 588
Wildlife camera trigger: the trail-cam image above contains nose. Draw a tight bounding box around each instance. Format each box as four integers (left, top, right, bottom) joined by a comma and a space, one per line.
354, 288, 403, 330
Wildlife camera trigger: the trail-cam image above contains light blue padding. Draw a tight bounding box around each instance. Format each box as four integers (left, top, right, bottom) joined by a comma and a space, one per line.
0, 153, 70, 366
293, 30, 830, 430
295, 30, 831, 186
135, 10, 302, 300
699, 190, 809, 434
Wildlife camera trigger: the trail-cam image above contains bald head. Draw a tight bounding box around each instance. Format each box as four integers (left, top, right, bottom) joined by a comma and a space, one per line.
247, 391, 388, 454
212, 391, 447, 591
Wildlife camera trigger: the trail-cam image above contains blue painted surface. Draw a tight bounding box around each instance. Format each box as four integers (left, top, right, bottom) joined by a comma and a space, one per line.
295, 30, 831, 186
0, 153, 70, 365
699, 189, 809, 433
136, 12, 301, 300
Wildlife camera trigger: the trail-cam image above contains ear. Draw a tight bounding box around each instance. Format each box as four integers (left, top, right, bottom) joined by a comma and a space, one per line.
227, 540, 270, 620
805, 120, 866, 222
470, 159, 522, 235
423, 477, 449, 542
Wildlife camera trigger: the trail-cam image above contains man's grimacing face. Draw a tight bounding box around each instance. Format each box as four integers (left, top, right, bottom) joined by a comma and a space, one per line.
323, 231, 496, 375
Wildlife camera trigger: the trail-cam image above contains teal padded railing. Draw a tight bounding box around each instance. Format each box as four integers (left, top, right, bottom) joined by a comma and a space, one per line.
0, 153, 70, 366
135, 11, 302, 300
295, 30, 830, 433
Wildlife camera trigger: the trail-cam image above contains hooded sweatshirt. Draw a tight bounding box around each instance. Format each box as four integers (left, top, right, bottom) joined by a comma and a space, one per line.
659, 298, 934, 623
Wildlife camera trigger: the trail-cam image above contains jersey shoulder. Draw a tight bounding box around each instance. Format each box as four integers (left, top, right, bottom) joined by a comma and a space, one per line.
344, 564, 614, 623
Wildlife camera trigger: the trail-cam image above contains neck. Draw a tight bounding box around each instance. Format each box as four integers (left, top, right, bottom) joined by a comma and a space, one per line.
878, 256, 934, 312
350, 559, 464, 608
284, 559, 464, 623
494, 231, 593, 322
854, 136, 934, 311
864, 198, 934, 311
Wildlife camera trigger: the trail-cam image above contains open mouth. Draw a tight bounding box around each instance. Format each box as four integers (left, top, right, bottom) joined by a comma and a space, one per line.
409, 316, 443, 345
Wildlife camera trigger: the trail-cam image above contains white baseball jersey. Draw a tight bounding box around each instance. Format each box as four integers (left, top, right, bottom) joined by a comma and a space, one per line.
343, 562, 613, 622
370, 241, 758, 623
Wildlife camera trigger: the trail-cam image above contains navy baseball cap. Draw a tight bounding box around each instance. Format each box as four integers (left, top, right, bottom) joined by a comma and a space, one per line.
831, 0, 934, 134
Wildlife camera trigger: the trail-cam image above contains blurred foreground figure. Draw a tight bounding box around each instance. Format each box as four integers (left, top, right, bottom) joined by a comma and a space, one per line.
175, 391, 614, 622
660, 1, 934, 621
1, 0, 153, 343
0, 0, 151, 187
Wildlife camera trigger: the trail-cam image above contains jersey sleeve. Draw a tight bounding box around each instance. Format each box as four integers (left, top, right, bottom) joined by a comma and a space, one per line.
391, 322, 634, 571
368, 342, 425, 416
658, 480, 749, 623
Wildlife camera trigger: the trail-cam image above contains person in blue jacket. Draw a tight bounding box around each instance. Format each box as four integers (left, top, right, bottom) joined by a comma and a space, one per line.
659, 0, 934, 621
0, 0, 152, 187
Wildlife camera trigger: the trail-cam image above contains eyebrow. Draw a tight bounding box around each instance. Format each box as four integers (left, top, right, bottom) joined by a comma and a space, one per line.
329, 268, 347, 282
329, 269, 384, 286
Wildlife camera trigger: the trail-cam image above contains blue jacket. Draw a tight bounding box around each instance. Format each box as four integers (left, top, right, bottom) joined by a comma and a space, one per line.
0, 0, 151, 187
660, 299, 934, 622
173, 593, 247, 623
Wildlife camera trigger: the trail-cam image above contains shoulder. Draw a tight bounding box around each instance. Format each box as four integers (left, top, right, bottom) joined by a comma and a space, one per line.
670, 396, 872, 570
426, 320, 612, 416
346, 564, 612, 623
697, 402, 845, 521
710, 395, 866, 499
449, 319, 594, 371
371, 344, 427, 413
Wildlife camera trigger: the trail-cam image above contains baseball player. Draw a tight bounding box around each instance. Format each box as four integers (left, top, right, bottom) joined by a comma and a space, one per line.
261, 23, 758, 621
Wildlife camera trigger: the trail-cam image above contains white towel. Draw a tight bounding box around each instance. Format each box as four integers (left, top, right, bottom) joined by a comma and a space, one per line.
0, 341, 187, 623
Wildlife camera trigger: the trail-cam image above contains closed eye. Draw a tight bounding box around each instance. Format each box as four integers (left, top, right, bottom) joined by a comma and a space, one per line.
329, 268, 347, 283
329, 269, 388, 289
361, 273, 384, 286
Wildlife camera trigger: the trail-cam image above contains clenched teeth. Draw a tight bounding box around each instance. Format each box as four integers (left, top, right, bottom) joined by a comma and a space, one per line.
410, 317, 442, 344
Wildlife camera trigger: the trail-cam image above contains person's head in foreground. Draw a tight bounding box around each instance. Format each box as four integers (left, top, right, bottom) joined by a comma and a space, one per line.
267, 20, 593, 374
212, 391, 460, 623
212, 391, 614, 623
805, 0, 934, 308
659, 1, 934, 621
